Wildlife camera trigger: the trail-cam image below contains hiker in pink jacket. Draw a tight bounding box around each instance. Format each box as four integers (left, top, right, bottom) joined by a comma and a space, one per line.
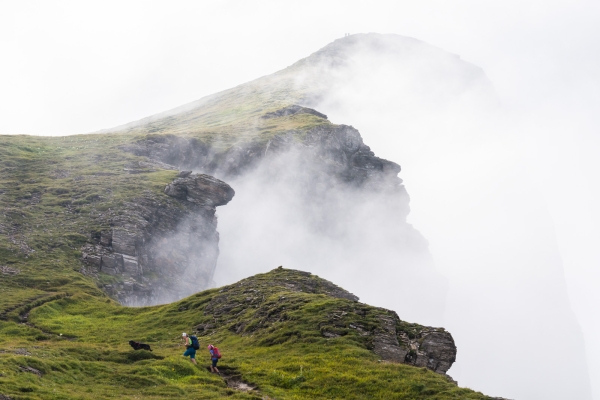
208, 344, 220, 373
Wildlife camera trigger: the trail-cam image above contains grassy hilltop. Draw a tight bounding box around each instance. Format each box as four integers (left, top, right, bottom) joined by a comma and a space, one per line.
0, 265, 493, 399
1, 34, 497, 399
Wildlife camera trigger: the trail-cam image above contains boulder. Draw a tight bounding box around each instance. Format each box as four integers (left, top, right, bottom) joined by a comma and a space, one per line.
164, 174, 235, 207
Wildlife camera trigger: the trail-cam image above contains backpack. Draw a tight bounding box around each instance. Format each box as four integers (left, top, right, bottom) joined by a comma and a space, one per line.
212, 346, 222, 359
190, 335, 200, 350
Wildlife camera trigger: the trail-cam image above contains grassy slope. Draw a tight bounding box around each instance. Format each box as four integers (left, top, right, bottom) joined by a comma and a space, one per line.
1, 268, 493, 400
0, 136, 492, 399
0, 36, 495, 398
0, 115, 493, 400
0, 121, 492, 400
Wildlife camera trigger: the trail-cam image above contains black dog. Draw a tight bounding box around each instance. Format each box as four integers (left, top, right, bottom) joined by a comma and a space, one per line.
129, 340, 152, 351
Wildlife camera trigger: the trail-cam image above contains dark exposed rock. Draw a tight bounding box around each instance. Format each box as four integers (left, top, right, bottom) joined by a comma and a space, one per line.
118, 113, 436, 317
194, 322, 216, 332
177, 170, 192, 178
83, 173, 234, 306
100, 231, 112, 247
413, 331, 457, 373
122, 123, 401, 190
164, 174, 235, 206
328, 305, 456, 375
302, 124, 402, 190
261, 105, 327, 120
372, 312, 408, 363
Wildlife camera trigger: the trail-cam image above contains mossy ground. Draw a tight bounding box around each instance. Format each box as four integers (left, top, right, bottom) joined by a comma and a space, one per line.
0, 267, 494, 399
0, 294, 489, 400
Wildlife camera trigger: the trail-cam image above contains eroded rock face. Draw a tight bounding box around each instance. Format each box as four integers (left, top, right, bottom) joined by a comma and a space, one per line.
122, 107, 402, 192
164, 174, 235, 206
415, 331, 457, 373
121, 107, 446, 324
83, 173, 234, 306
122, 112, 410, 222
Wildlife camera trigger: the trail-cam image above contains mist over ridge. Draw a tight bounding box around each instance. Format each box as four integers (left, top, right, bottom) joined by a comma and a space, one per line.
82, 32, 591, 399
4, 31, 588, 400
3, 0, 600, 395
112, 33, 589, 399
294, 33, 591, 400
93, 33, 592, 399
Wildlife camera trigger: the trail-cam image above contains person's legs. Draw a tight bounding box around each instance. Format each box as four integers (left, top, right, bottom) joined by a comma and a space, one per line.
212, 359, 219, 373
184, 347, 197, 365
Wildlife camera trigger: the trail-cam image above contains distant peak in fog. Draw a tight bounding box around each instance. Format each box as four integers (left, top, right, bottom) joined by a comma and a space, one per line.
96, 33, 495, 137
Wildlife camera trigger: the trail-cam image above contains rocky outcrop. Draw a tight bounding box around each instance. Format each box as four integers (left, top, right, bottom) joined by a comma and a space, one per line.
164, 174, 234, 206
122, 106, 402, 189
121, 106, 443, 323
122, 110, 409, 221
196, 268, 456, 376
82, 173, 234, 306
370, 310, 456, 374
261, 105, 327, 120
94, 107, 411, 306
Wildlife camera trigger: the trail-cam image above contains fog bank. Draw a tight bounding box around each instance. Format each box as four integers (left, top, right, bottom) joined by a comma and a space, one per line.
212, 128, 448, 327
304, 34, 591, 400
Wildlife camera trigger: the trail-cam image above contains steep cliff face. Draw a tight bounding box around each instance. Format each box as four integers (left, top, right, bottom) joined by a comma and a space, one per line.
82, 173, 234, 306
122, 108, 409, 222
121, 108, 403, 194
79, 105, 431, 308
121, 106, 445, 323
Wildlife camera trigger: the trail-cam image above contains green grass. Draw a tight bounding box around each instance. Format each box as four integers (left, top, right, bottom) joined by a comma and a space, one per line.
0, 268, 494, 399
0, 71, 494, 398
0, 132, 493, 399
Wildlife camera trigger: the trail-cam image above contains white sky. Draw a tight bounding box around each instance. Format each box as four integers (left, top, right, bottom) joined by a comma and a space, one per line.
3, 0, 595, 138
2, 0, 600, 398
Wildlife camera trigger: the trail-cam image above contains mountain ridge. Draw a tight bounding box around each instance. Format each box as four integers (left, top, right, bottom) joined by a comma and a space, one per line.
0, 33, 507, 399
0, 266, 499, 399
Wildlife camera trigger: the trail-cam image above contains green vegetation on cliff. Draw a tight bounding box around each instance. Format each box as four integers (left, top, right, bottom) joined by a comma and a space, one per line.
0, 107, 493, 400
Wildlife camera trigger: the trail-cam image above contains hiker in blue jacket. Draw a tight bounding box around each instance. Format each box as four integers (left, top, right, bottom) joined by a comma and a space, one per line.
182, 332, 197, 365
208, 344, 220, 373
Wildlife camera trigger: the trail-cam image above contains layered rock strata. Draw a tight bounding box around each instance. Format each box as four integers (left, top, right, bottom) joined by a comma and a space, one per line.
121, 106, 444, 322
82, 173, 234, 305
122, 108, 404, 194
122, 107, 411, 223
